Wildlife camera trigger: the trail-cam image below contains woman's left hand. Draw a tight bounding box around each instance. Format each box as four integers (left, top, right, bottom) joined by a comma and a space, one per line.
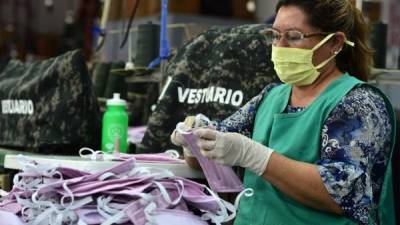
193, 128, 274, 175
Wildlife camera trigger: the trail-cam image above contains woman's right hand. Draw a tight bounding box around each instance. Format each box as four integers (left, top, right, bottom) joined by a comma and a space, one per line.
170, 116, 196, 157
170, 129, 188, 148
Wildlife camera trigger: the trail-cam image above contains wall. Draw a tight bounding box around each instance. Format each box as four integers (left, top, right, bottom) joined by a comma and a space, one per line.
255, 0, 279, 23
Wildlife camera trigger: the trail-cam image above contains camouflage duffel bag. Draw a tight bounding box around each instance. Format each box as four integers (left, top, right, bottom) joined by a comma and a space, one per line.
0, 50, 101, 154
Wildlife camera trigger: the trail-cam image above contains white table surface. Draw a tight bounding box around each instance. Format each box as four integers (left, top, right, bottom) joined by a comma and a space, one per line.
4, 154, 204, 179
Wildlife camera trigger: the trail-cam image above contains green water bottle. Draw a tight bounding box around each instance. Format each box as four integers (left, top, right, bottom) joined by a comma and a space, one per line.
101, 93, 128, 153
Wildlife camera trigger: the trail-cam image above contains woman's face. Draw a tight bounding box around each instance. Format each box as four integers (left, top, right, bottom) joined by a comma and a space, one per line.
272, 5, 335, 67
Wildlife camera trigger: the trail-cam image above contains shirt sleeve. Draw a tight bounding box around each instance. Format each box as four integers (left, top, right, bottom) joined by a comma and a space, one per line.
207, 83, 279, 137
316, 86, 393, 225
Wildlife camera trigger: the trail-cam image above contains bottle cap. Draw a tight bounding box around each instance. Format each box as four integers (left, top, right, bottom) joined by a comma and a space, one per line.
107, 93, 127, 106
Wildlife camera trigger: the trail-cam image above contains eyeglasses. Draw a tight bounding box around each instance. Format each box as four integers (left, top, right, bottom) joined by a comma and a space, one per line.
263, 28, 329, 45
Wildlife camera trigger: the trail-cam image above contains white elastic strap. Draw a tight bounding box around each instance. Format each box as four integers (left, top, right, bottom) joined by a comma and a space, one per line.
69, 196, 93, 210
17, 195, 42, 217
29, 194, 90, 225
31, 191, 39, 203
200, 186, 230, 225
55, 213, 63, 225
164, 149, 180, 159
108, 202, 128, 210
102, 199, 125, 214
42, 167, 62, 179
79, 147, 105, 161
32, 207, 58, 225
153, 180, 184, 206
61, 180, 75, 208
144, 202, 157, 225
13, 170, 61, 192
49, 170, 63, 181
234, 188, 254, 209
19, 195, 83, 225
345, 39, 355, 47
127, 166, 152, 177
138, 192, 157, 204
17, 154, 60, 178
128, 166, 175, 179
201, 188, 254, 224
312, 33, 335, 51
78, 219, 88, 225
315, 52, 341, 70
101, 209, 128, 225
99, 201, 130, 225
14, 175, 42, 191
29, 196, 65, 225
98, 172, 118, 181
153, 181, 174, 204
97, 195, 130, 225
12, 173, 22, 189
220, 198, 237, 222
17, 155, 38, 172
97, 196, 114, 220
311, 33, 354, 51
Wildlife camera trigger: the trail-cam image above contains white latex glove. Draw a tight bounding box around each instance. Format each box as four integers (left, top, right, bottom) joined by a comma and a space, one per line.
193, 128, 274, 176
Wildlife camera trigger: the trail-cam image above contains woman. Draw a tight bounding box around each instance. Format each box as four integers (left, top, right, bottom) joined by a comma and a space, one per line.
171, 0, 396, 225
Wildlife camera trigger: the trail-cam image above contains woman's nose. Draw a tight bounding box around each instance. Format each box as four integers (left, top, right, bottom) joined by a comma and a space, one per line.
273, 37, 290, 47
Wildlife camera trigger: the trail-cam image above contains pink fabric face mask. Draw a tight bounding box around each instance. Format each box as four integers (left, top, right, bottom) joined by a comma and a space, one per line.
176, 123, 244, 193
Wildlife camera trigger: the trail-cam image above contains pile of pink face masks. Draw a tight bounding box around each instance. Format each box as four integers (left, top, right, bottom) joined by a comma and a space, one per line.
0, 155, 252, 225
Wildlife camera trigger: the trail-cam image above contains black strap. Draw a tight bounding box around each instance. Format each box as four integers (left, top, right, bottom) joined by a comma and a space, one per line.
120, 0, 141, 49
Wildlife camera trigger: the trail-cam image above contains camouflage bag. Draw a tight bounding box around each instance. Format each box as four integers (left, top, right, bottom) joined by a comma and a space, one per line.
138, 24, 278, 153
0, 50, 101, 154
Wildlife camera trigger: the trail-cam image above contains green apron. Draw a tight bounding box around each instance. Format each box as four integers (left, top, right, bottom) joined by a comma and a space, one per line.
234, 74, 396, 225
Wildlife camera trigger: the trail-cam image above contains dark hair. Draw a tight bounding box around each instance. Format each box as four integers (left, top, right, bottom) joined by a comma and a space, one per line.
276, 0, 373, 81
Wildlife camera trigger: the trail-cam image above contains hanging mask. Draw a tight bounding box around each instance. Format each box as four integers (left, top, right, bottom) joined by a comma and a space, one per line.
271, 33, 355, 86
176, 123, 244, 193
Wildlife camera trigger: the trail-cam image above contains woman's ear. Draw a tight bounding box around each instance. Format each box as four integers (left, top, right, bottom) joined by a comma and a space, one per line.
331, 32, 346, 53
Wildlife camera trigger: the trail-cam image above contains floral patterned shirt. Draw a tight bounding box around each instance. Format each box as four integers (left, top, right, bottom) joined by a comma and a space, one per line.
208, 83, 393, 225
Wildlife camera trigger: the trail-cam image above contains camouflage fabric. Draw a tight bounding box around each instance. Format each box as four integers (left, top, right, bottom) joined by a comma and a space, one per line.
0, 50, 101, 154
0, 58, 8, 73
138, 24, 278, 153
